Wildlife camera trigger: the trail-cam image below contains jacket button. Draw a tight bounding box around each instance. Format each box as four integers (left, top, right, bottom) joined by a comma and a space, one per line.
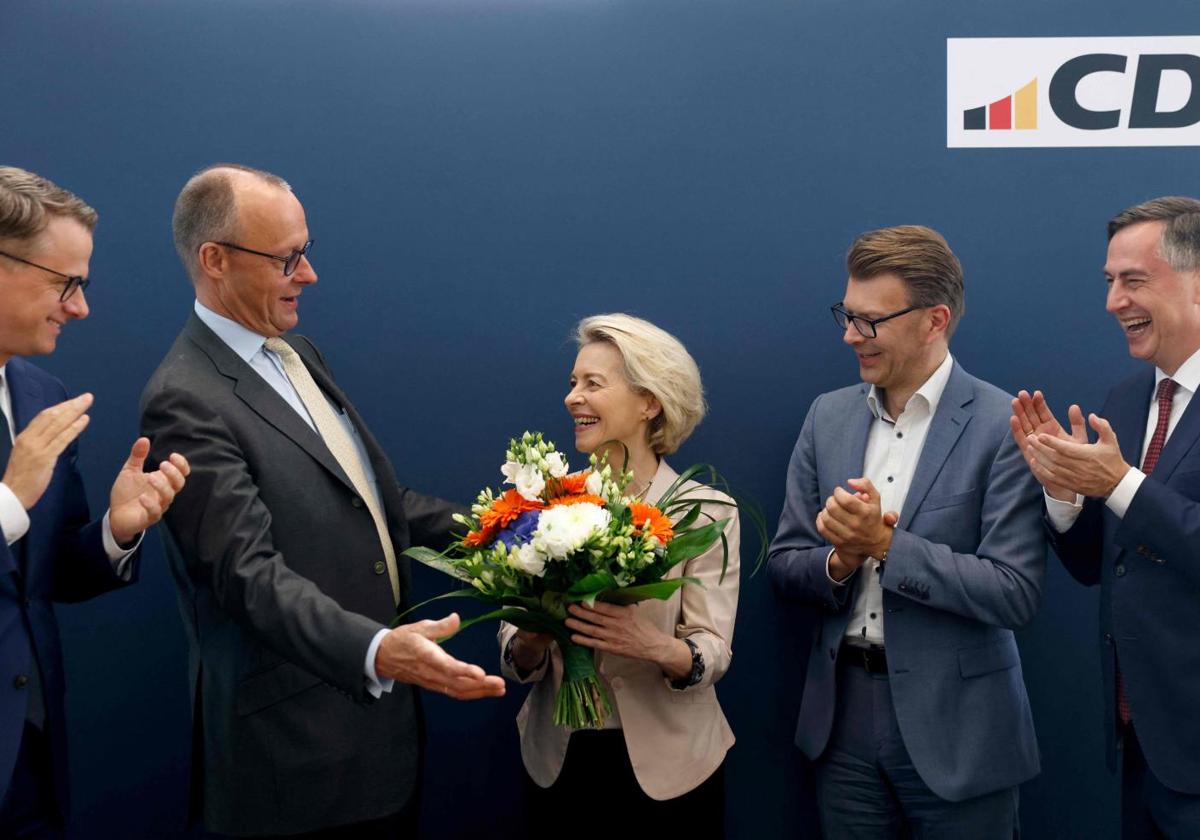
1104, 633, 1114, 644
611, 677, 624, 690
373, 561, 386, 575
352, 497, 364, 509
898, 583, 908, 591
13, 675, 28, 689
1115, 564, 1126, 577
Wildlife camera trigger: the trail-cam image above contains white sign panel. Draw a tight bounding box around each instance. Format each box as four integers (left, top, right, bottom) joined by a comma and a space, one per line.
947, 36, 1200, 148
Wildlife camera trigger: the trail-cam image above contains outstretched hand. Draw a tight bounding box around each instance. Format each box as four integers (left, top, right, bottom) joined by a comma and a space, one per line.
109, 437, 190, 546
376, 613, 506, 700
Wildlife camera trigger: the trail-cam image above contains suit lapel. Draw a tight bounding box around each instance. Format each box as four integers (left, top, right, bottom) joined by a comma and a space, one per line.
7, 358, 45, 435
898, 363, 973, 529
1108, 370, 1153, 469
840, 386, 874, 495
182, 315, 356, 494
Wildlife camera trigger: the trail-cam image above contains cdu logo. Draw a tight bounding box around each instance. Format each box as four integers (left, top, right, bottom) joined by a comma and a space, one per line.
948, 37, 1200, 147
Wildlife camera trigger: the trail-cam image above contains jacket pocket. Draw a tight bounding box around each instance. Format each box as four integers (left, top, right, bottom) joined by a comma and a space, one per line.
236, 660, 324, 716
958, 640, 1019, 678
920, 488, 978, 513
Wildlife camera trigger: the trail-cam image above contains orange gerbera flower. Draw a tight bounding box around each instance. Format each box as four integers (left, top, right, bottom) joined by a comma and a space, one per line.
629, 502, 674, 544
549, 471, 590, 498
549, 493, 607, 508
463, 526, 497, 548
479, 489, 546, 531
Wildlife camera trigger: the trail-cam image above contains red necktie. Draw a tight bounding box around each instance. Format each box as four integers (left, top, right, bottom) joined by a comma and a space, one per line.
1116, 377, 1177, 725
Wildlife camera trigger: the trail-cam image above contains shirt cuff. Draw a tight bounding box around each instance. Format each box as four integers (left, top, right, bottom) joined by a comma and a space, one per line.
825, 547, 856, 585
1105, 467, 1144, 520
0, 483, 30, 546
1045, 490, 1085, 533
102, 510, 142, 580
364, 627, 395, 699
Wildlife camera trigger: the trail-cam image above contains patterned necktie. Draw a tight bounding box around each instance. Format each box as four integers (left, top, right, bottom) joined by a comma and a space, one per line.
263, 338, 400, 604
1116, 377, 1178, 726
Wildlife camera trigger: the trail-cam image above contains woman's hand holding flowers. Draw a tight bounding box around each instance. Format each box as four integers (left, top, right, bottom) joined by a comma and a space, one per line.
566, 602, 693, 681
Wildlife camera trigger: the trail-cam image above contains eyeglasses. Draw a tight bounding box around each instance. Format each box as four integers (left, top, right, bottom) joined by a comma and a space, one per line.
215, 239, 314, 276
0, 249, 90, 302
831, 301, 921, 338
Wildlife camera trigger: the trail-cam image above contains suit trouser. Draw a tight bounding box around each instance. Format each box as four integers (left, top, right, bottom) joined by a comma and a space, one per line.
0, 722, 63, 840
1120, 724, 1200, 840
814, 660, 1018, 840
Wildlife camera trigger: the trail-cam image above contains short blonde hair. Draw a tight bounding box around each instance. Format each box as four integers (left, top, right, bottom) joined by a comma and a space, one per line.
0, 166, 97, 241
574, 313, 706, 455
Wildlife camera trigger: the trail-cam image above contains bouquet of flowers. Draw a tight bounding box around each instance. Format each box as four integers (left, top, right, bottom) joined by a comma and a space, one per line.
401, 431, 736, 729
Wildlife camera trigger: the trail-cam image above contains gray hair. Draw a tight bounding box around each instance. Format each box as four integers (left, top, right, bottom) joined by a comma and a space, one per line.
574, 313, 706, 455
1108, 196, 1200, 273
172, 163, 291, 280
0, 166, 97, 241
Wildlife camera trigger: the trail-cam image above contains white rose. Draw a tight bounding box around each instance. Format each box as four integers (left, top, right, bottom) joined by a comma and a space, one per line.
513, 543, 546, 577
532, 503, 611, 560
544, 451, 569, 478
584, 471, 604, 497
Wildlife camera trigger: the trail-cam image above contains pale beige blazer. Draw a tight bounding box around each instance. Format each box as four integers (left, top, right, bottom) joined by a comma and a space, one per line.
498, 460, 740, 800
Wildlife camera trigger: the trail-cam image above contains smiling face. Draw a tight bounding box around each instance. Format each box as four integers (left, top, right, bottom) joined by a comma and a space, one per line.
840, 272, 947, 400
0, 215, 92, 365
209, 181, 316, 337
1105, 220, 1200, 375
565, 341, 660, 458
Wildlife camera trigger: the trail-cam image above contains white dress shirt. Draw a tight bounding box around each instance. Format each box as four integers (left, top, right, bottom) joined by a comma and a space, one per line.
193, 301, 394, 697
0, 365, 139, 576
1047, 346, 1200, 531
829, 352, 956, 647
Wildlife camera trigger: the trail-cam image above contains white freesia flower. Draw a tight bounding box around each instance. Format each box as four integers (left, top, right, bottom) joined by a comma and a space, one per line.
584, 470, 604, 497
513, 543, 546, 577
532, 503, 611, 560
544, 451, 569, 478
501, 461, 546, 501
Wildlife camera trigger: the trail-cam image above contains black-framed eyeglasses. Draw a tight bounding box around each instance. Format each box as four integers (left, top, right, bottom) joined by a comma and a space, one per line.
0, 249, 90, 302
831, 301, 921, 338
215, 239, 314, 277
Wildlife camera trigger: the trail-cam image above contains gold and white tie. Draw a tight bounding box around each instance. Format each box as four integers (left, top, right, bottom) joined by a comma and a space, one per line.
264, 337, 399, 604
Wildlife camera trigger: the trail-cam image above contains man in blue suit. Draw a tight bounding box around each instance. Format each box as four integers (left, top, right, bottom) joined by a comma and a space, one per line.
1012, 197, 1200, 838
0, 166, 189, 838
769, 225, 1044, 838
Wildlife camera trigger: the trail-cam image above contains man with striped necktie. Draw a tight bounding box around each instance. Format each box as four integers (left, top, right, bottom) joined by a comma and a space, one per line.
1012, 197, 1200, 838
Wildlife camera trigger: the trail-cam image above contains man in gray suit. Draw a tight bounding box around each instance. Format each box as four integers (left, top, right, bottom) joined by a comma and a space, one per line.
140, 164, 504, 838
768, 225, 1044, 838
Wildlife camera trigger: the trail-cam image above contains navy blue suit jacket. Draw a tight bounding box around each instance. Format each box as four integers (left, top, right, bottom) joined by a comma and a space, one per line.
1047, 367, 1200, 795
768, 362, 1045, 802
0, 357, 136, 819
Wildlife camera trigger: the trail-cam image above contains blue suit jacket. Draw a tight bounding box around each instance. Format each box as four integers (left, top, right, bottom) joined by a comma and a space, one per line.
0, 357, 136, 819
1047, 367, 1200, 795
768, 361, 1045, 802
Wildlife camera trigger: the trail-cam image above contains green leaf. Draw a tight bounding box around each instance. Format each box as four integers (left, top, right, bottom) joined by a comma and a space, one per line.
598, 577, 701, 605
665, 518, 729, 568
566, 571, 617, 595
454, 607, 567, 640
402, 546, 473, 582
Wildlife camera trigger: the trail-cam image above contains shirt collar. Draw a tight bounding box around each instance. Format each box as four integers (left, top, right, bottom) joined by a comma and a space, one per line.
194, 300, 270, 364
866, 352, 955, 421
1157, 346, 1200, 398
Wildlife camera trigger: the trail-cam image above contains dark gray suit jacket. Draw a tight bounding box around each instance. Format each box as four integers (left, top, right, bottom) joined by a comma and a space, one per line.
768, 362, 1045, 802
140, 313, 458, 836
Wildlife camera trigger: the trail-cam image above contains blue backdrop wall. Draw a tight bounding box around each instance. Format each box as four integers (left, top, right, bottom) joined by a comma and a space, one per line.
2, 1, 1197, 837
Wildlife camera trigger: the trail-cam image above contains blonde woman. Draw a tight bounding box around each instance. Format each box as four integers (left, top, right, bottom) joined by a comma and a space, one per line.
498, 314, 740, 837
